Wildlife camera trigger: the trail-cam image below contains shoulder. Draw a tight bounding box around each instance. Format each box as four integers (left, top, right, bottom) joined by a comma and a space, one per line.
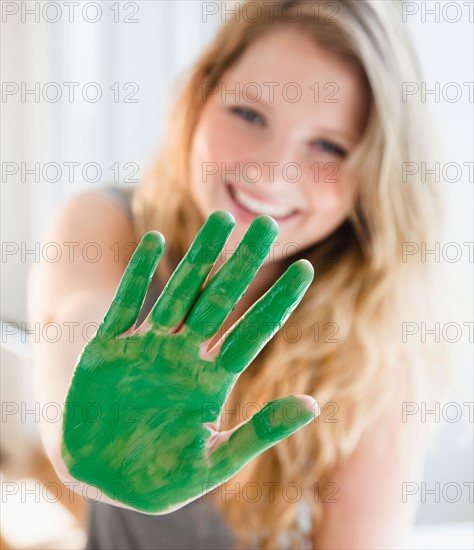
27, 188, 138, 324
56, 185, 135, 232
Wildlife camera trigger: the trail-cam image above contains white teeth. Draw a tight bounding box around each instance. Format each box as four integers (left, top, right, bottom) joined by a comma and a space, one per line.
232, 187, 296, 218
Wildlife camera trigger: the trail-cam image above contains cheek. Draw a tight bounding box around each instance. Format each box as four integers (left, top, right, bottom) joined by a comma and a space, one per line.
199, 111, 252, 170
307, 164, 355, 215
189, 113, 241, 207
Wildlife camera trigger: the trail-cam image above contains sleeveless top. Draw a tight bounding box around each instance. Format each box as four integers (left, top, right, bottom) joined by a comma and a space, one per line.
83, 183, 313, 549
84, 183, 240, 550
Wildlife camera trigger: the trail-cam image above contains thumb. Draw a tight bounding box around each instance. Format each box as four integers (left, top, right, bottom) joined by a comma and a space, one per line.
208, 395, 319, 480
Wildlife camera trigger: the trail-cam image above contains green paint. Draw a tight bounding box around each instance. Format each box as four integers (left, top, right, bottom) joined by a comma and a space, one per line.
61, 210, 318, 514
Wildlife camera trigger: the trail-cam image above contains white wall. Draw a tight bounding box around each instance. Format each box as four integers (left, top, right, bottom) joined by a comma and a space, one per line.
403, 0, 473, 527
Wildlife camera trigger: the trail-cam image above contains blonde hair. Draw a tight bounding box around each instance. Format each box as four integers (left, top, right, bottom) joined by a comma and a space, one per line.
131, 1, 450, 547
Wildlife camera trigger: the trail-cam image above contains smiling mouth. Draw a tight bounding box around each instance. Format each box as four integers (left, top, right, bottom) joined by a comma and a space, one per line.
225, 182, 300, 221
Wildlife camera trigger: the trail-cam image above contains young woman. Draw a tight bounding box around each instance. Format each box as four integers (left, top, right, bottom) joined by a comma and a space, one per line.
29, 1, 448, 548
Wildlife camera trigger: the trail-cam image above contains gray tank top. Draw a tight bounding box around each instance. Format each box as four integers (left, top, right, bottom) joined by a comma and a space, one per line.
84, 183, 239, 550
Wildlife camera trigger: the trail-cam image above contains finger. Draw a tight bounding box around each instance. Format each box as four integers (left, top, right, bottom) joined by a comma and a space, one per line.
100, 231, 165, 336
149, 210, 235, 332
185, 215, 279, 340
208, 395, 319, 480
215, 259, 314, 375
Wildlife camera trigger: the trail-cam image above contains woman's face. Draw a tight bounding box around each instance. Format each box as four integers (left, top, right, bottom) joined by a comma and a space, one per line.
189, 25, 370, 262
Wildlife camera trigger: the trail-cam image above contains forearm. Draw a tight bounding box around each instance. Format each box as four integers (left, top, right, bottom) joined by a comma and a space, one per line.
29, 290, 138, 510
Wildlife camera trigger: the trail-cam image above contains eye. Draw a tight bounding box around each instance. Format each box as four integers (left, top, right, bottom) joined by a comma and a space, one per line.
313, 139, 347, 157
230, 106, 264, 126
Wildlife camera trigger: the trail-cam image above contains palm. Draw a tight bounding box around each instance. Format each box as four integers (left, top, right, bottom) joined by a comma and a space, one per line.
62, 211, 318, 514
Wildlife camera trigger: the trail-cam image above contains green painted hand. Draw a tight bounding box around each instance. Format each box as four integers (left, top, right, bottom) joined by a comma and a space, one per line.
61, 210, 319, 514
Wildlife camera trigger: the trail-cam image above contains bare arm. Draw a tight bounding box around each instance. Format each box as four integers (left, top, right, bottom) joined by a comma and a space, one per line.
313, 363, 427, 549
27, 191, 139, 508
31, 198, 317, 514
29, 201, 319, 515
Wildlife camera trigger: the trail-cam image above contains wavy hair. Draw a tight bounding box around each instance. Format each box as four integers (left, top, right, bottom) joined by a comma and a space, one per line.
131, 1, 450, 547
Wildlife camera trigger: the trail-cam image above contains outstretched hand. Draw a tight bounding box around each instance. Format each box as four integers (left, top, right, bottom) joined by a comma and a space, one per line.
61, 210, 319, 514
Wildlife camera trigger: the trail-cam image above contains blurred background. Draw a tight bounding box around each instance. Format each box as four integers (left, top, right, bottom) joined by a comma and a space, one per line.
1, 1, 473, 548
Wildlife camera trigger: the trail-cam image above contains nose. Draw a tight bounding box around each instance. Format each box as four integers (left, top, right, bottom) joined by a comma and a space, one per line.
247, 133, 300, 187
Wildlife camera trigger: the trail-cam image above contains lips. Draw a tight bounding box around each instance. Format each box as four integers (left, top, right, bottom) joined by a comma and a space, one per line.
225, 181, 299, 221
